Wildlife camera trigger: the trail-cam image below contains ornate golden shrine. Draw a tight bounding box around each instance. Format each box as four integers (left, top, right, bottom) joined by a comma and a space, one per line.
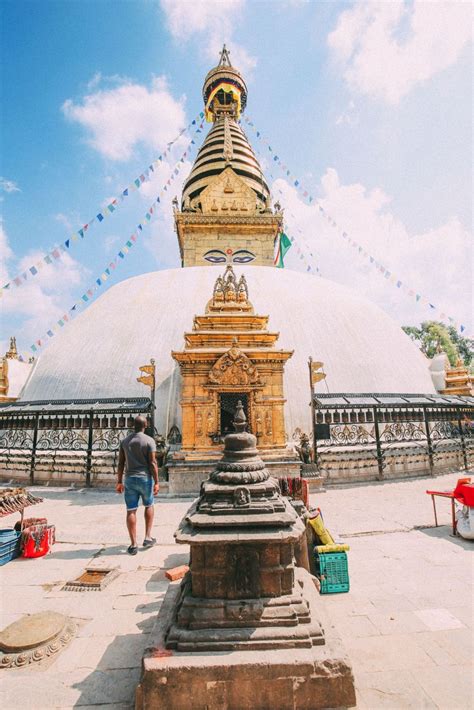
172, 265, 293, 454
441, 358, 473, 396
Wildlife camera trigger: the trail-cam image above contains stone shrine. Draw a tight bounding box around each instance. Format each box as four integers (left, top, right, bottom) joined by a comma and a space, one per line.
137, 403, 355, 708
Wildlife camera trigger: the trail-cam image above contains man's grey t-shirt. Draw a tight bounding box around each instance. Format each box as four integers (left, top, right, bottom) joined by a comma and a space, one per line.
121, 432, 156, 478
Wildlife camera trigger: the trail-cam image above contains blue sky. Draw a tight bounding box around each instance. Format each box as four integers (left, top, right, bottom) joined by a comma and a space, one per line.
1, 0, 472, 355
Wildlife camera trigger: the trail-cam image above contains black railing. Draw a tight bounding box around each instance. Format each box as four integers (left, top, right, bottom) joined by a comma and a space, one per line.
0, 398, 154, 486
312, 393, 474, 480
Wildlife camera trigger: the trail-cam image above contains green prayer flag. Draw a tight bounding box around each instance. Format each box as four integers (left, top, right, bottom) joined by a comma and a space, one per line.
275, 232, 292, 268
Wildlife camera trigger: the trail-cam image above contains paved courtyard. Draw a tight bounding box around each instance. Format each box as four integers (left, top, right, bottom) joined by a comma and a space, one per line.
0, 471, 472, 709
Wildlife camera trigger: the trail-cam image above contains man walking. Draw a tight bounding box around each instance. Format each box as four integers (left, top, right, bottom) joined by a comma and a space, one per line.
116, 415, 159, 555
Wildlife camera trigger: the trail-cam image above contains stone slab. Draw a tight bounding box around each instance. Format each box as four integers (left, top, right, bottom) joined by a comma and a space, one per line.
136, 574, 356, 710
0, 611, 67, 652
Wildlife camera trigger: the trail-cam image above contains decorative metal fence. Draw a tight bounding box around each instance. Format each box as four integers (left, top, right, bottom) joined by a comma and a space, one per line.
0, 398, 154, 485
312, 393, 474, 480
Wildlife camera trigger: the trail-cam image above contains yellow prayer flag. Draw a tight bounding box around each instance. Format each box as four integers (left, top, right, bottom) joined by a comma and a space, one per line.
139, 364, 155, 375
137, 374, 154, 387
310, 360, 326, 385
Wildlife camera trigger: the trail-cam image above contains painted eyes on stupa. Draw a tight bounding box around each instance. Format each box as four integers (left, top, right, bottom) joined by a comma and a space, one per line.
203, 249, 256, 264
204, 250, 227, 263
232, 250, 256, 263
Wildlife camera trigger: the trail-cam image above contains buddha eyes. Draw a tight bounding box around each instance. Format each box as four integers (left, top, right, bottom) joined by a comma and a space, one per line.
203, 249, 256, 264
204, 250, 227, 263
232, 250, 255, 263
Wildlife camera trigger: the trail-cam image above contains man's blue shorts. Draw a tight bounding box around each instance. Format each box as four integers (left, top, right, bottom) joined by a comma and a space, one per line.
124, 476, 154, 511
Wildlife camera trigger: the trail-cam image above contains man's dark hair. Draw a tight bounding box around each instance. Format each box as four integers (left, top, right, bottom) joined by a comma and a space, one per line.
134, 415, 147, 433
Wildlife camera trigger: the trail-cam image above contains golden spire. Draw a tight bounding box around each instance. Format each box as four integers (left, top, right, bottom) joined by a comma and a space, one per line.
6, 336, 18, 360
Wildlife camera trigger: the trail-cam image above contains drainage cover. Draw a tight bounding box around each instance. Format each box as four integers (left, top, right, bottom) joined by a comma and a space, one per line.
62, 566, 119, 591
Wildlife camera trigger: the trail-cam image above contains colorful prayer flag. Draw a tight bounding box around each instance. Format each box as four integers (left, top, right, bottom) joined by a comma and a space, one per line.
274, 232, 292, 268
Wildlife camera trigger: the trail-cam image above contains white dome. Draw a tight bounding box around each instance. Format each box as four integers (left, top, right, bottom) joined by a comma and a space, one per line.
22, 266, 435, 438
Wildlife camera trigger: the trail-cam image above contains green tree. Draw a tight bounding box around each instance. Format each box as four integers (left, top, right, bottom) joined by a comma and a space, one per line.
446, 326, 474, 367
402, 321, 473, 367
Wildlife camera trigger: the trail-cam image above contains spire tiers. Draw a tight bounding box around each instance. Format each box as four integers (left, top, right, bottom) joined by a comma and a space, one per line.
176, 48, 281, 268
181, 116, 270, 210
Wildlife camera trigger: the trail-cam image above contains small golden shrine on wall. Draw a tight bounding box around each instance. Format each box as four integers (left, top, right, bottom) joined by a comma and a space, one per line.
172, 265, 293, 455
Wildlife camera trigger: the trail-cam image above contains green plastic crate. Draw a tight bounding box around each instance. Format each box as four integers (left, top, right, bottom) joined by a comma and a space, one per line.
317, 551, 350, 594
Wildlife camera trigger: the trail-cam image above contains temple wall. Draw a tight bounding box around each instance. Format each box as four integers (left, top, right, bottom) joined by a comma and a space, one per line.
0, 445, 469, 493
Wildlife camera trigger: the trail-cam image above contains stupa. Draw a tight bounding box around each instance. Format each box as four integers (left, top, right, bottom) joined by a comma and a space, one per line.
16, 46, 437, 490
137, 402, 355, 708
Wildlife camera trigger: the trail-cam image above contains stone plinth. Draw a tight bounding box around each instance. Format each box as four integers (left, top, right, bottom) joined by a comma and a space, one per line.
136, 573, 356, 710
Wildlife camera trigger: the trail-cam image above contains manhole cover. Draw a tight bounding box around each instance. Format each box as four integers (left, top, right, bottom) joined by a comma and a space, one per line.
62, 566, 119, 591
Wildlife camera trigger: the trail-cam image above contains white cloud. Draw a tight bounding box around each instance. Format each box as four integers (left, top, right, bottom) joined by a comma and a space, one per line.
328, 1, 473, 103
1, 239, 89, 349
103, 235, 120, 253
0, 177, 21, 194
160, 0, 242, 41
160, 0, 256, 75
274, 168, 472, 331
0, 220, 14, 284
136, 153, 193, 268
55, 212, 74, 232
62, 76, 187, 161
335, 99, 358, 126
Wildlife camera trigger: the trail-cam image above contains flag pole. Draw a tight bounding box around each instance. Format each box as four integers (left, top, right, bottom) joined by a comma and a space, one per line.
308, 357, 317, 465
150, 359, 156, 436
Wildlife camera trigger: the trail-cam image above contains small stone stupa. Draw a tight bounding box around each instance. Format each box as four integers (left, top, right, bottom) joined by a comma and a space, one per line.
168, 400, 322, 651
137, 404, 355, 709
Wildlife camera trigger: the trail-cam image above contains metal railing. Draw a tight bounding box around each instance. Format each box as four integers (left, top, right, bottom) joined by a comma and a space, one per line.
0, 398, 154, 486
312, 393, 474, 480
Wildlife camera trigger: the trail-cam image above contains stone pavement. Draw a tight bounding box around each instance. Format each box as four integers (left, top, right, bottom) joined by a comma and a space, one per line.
0, 472, 472, 709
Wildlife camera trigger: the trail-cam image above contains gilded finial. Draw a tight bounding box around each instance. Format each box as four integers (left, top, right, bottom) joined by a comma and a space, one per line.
218, 44, 232, 67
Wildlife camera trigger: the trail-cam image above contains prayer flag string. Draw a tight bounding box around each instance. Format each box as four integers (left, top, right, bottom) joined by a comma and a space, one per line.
27, 123, 204, 355
2, 111, 205, 295
242, 115, 469, 336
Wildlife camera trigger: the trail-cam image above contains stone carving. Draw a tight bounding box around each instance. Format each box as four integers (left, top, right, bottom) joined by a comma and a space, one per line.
265, 410, 273, 436
237, 274, 248, 301
224, 268, 236, 300
233, 486, 250, 507
206, 410, 214, 434
0, 612, 76, 669
208, 346, 262, 387
167, 425, 182, 444
295, 432, 313, 464
196, 411, 203, 436
212, 275, 225, 303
